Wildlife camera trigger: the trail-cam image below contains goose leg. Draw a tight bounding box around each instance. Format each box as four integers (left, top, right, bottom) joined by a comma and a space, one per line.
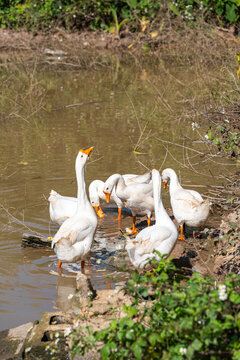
112, 207, 122, 221
117, 207, 122, 221
93, 205, 105, 218
126, 216, 138, 235
147, 218, 151, 226
81, 260, 85, 274
98, 205, 105, 218
58, 260, 62, 275
178, 224, 185, 241
106, 280, 111, 290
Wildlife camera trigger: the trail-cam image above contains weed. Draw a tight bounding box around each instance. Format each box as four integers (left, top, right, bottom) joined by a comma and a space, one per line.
71, 255, 240, 360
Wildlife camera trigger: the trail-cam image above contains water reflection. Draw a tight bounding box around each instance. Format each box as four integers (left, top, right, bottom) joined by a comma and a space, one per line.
56, 275, 77, 313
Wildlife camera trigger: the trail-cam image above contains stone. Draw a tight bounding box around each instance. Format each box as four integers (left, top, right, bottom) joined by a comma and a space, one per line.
0, 322, 33, 360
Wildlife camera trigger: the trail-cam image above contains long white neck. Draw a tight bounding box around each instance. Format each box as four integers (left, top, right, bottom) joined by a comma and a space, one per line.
89, 180, 105, 201
75, 157, 88, 209
111, 174, 126, 192
167, 168, 182, 196
152, 170, 171, 226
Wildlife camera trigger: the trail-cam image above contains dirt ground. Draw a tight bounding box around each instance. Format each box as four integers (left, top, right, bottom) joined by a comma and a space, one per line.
0, 24, 239, 65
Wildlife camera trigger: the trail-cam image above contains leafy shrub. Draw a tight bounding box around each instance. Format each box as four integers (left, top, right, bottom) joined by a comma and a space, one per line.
168, 0, 240, 25
0, 0, 162, 31
0, 0, 239, 31
71, 255, 240, 360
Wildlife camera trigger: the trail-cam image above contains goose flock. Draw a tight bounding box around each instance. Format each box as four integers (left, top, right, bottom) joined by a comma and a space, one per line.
49, 147, 211, 273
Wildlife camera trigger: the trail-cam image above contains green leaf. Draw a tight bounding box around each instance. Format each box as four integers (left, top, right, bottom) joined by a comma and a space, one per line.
126, 329, 135, 340
237, 313, 240, 331
167, 2, 180, 16
190, 338, 202, 351
229, 221, 237, 229
226, 3, 237, 22
148, 333, 160, 346
131, 270, 139, 281
123, 304, 139, 317
132, 342, 143, 360
100, 344, 111, 360
213, 137, 220, 145
172, 292, 186, 300
127, 0, 137, 9
229, 292, 240, 304
140, 287, 148, 297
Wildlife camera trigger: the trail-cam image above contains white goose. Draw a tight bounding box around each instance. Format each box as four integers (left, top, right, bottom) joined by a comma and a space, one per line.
126, 169, 178, 269
103, 173, 154, 234
49, 173, 151, 225
161, 168, 211, 240
90, 172, 152, 220
51, 147, 97, 274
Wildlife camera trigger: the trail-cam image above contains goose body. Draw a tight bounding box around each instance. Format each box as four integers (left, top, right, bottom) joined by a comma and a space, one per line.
49, 172, 151, 224
49, 190, 77, 225
103, 173, 154, 233
161, 168, 211, 240
126, 169, 178, 268
51, 147, 97, 273
90, 172, 151, 217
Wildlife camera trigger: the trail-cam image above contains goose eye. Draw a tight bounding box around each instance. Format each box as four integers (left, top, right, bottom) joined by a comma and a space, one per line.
81, 154, 83, 158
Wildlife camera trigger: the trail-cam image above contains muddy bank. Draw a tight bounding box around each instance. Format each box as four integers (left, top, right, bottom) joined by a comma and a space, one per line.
0, 272, 131, 360
0, 25, 239, 68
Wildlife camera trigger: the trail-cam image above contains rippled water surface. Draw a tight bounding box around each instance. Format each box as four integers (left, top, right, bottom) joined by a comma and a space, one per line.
0, 54, 233, 331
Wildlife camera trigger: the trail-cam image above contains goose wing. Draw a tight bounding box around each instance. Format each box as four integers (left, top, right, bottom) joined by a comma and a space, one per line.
174, 189, 203, 208
51, 216, 93, 248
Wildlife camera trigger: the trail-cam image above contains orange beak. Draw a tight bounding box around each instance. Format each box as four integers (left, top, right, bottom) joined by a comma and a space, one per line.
79, 147, 94, 156
163, 181, 167, 189
93, 206, 105, 218
103, 190, 110, 203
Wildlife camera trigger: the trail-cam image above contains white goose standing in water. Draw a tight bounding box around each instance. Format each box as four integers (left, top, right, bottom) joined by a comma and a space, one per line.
49, 173, 152, 225
89, 172, 152, 221
51, 147, 97, 274
126, 169, 178, 269
161, 168, 211, 240
103, 173, 154, 234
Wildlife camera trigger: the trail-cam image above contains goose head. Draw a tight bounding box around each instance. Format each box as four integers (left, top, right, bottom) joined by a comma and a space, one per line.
89, 182, 105, 218
161, 168, 172, 189
103, 174, 118, 203
77, 146, 94, 166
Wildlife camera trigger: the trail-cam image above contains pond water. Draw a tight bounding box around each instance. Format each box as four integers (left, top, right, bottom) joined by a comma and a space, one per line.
0, 53, 233, 331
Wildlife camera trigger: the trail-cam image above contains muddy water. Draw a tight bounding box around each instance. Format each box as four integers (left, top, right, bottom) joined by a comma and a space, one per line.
0, 56, 233, 331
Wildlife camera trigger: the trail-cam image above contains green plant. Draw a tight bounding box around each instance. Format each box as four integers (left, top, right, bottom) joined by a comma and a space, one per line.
168, 0, 240, 25
71, 255, 240, 359
111, 7, 131, 37
0, 0, 239, 31
205, 125, 240, 158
